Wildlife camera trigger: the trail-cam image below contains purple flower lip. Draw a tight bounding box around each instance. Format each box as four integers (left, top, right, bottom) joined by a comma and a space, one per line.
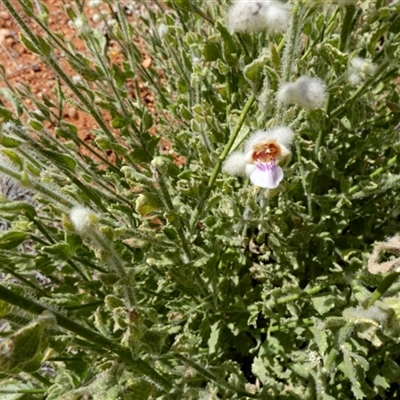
256, 160, 276, 170
250, 160, 284, 189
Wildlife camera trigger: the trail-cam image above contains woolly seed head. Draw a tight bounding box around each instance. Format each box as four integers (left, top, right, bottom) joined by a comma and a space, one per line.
227, 1, 269, 34
277, 75, 326, 110
70, 206, 99, 236
350, 57, 377, 75
227, 1, 290, 34
294, 76, 327, 109
245, 127, 294, 154
222, 152, 247, 176
348, 71, 362, 85
263, 2, 291, 34
276, 82, 298, 106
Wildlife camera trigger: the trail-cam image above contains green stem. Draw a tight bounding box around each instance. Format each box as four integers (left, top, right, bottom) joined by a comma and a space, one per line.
31, 372, 52, 387
368, 271, 400, 307
156, 172, 193, 260
331, 60, 390, 119
295, 138, 313, 217
0, 266, 49, 298
0, 284, 172, 392
0, 165, 73, 211
2, 0, 115, 143
347, 155, 397, 195
338, 6, 357, 52
324, 348, 339, 371
174, 353, 258, 399
268, 318, 313, 332
276, 2, 303, 124
65, 300, 104, 311
276, 284, 329, 304
90, 231, 136, 307
0, 389, 47, 394
189, 94, 255, 231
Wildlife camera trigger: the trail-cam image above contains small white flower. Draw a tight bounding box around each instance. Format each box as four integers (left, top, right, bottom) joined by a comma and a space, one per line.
277, 75, 327, 110
263, 2, 291, 34
350, 57, 377, 75
224, 127, 294, 189
70, 206, 98, 236
157, 23, 168, 39
227, 0, 290, 34
347, 57, 376, 85
73, 16, 91, 34
88, 0, 102, 7
222, 151, 248, 176
71, 75, 82, 84
347, 71, 362, 85
107, 19, 117, 27
92, 13, 101, 23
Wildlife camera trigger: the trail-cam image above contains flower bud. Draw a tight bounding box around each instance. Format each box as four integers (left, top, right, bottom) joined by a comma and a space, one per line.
69, 206, 99, 236
277, 75, 327, 110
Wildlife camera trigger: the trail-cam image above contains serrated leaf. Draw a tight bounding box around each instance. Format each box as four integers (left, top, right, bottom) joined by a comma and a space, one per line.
309, 326, 328, 355
208, 322, 219, 355
311, 294, 335, 315
0, 379, 34, 400
0, 231, 28, 249
251, 357, 269, 384
135, 193, 162, 216
0, 201, 36, 218
42, 150, 76, 171
41, 243, 73, 260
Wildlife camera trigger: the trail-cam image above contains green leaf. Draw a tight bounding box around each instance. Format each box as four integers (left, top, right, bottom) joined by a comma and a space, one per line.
202, 41, 220, 62
1, 150, 23, 169
111, 115, 127, 129
0, 231, 28, 249
0, 106, 14, 120
19, 33, 40, 54
41, 243, 73, 260
135, 193, 163, 216
42, 150, 76, 171
311, 294, 336, 315
0, 201, 36, 218
0, 379, 34, 400
208, 321, 220, 355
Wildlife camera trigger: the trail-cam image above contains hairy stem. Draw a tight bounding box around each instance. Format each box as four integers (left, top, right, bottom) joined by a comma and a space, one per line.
0, 284, 171, 392
190, 94, 255, 231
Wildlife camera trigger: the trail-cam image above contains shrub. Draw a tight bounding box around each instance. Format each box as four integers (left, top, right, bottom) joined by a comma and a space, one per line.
0, 0, 400, 398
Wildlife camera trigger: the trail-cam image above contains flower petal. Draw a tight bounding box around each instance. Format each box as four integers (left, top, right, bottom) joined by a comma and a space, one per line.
250, 163, 284, 189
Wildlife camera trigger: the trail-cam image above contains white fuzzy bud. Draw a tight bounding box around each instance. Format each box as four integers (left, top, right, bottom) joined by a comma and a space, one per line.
350, 57, 377, 75
88, 0, 102, 7
92, 13, 101, 23
347, 71, 362, 85
70, 206, 99, 236
227, 1, 290, 34
263, 2, 290, 34
71, 75, 82, 84
158, 23, 168, 39
277, 75, 327, 110
73, 17, 91, 34
222, 152, 247, 176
